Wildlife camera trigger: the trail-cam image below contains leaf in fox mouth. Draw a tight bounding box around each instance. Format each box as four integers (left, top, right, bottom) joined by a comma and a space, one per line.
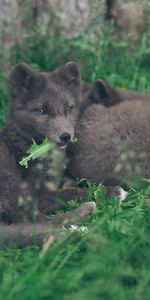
71, 136, 78, 144
19, 138, 55, 168
19, 135, 78, 168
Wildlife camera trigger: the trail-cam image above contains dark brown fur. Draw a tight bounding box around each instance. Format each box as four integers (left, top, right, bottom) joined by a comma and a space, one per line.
0, 62, 96, 246
66, 100, 150, 186
0, 201, 95, 247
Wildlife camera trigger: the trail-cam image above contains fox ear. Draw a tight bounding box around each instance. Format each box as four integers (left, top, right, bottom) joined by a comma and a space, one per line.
90, 79, 112, 105
9, 63, 37, 98
95, 80, 111, 98
61, 62, 80, 86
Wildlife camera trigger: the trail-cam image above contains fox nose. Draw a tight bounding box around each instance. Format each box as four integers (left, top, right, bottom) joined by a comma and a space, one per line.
60, 132, 71, 144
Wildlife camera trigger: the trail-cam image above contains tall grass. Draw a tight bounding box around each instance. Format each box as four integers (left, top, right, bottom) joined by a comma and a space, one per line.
0, 3, 150, 126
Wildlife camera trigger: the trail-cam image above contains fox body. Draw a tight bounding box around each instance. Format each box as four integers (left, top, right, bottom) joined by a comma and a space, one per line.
66, 100, 150, 186
0, 62, 95, 228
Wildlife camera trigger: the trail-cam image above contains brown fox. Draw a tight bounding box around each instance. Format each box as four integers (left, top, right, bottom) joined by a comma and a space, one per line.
0, 62, 95, 246
66, 99, 150, 188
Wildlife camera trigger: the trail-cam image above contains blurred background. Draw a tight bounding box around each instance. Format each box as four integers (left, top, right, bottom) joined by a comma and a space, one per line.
0, 0, 150, 125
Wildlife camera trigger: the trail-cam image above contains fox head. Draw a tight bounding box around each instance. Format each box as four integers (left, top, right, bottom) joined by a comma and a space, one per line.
8, 62, 81, 149
79, 79, 119, 116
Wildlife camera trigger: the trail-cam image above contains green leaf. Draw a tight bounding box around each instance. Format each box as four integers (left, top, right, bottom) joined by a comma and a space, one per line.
19, 138, 55, 168
71, 136, 78, 144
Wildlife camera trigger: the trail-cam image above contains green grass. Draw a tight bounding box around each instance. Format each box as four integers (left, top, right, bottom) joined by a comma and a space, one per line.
0, 2, 150, 299
0, 188, 150, 300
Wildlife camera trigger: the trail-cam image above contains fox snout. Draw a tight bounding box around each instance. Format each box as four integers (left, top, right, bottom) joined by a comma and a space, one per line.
60, 132, 71, 144
57, 132, 72, 150
47, 116, 75, 149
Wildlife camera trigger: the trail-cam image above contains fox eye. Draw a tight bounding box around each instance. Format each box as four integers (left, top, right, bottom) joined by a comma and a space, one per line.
35, 107, 48, 114
66, 105, 74, 113
36, 108, 44, 114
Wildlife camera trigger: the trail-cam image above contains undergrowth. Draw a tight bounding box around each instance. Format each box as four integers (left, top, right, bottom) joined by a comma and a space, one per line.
0, 188, 150, 300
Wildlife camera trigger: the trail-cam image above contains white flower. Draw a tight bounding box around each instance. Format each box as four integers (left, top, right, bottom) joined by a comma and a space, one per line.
62, 224, 89, 235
